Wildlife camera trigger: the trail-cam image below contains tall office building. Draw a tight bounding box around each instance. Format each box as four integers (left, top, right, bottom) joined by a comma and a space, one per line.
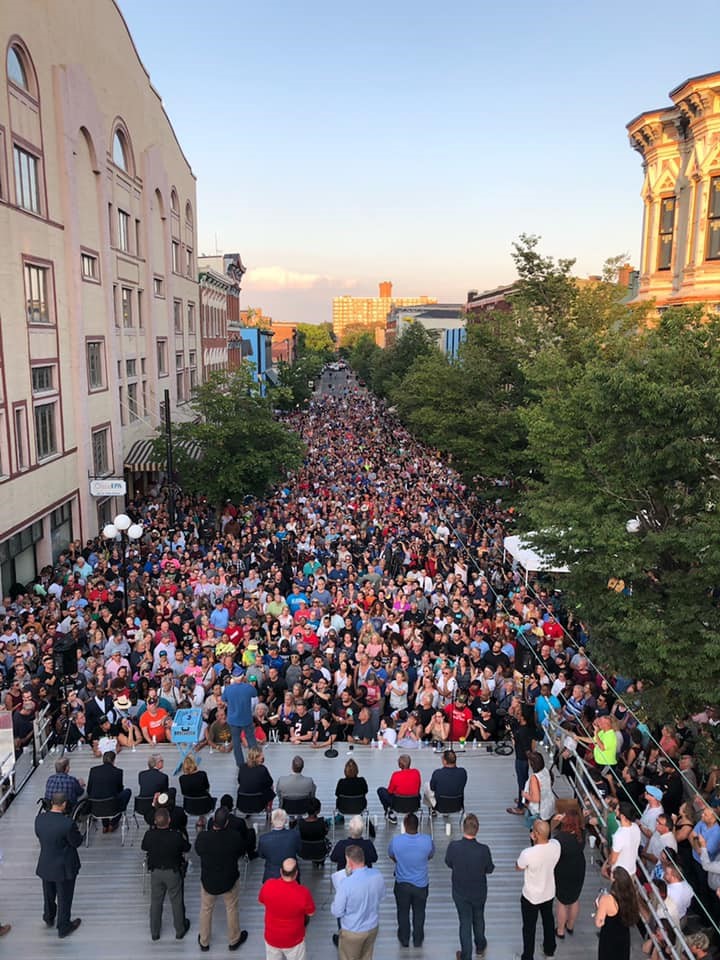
0, 0, 200, 592
332, 282, 437, 345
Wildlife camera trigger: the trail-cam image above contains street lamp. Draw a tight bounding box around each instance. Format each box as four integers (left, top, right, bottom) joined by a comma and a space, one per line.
103, 513, 144, 614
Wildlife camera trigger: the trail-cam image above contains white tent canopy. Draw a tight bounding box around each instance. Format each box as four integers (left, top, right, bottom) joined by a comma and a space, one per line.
503, 534, 570, 582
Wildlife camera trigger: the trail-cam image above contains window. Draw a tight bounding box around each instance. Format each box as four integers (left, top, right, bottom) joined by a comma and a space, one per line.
7, 46, 28, 90
81, 252, 99, 281
86, 340, 105, 390
113, 130, 128, 171
127, 382, 139, 421
187, 302, 196, 334
189, 351, 197, 391
14, 146, 40, 213
119, 386, 125, 426
708, 176, 720, 261
92, 427, 109, 476
112, 284, 119, 326
185, 247, 193, 277
157, 339, 168, 377
170, 190, 179, 214
135, 218, 141, 257
118, 209, 130, 252
34, 402, 57, 459
174, 299, 183, 333
176, 351, 184, 371
137, 289, 143, 329
172, 241, 180, 273
31, 365, 53, 393
657, 197, 675, 271
25, 263, 50, 323
176, 363, 186, 403
142, 380, 148, 416
153, 276, 164, 298
126, 358, 137, 378
121, 286, 132, 327
14, 407, 27, 470
140, 357, 146, 375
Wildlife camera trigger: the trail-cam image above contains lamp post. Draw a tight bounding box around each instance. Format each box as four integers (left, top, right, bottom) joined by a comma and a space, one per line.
103, 513, 143, 614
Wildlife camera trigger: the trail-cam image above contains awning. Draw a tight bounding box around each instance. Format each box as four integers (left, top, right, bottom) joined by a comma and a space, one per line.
265, 368, 280, 386
503, 534, 570, 581
124, 437, 201, 472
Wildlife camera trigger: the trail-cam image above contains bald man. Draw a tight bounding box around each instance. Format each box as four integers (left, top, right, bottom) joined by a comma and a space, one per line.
258, 858, 316, 960
515, 819, 560, 960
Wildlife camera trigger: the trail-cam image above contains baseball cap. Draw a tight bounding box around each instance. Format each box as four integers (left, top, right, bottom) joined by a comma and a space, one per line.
645, 785, 663, 801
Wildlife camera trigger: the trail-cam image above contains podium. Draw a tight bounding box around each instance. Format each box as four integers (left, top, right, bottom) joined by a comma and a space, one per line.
170, 708, 203, 775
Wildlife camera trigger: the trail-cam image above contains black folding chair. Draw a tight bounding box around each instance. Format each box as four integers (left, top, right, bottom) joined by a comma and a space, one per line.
333, 793, 369, 841
432, 794, 465, 836
388, 794, 424, 830
182, 793, 216, 828
236, 791, 271, 833
85, 796, 128, 846
133, 795, 156, 829
281, 796, 312, 818
298, 837, 330, 868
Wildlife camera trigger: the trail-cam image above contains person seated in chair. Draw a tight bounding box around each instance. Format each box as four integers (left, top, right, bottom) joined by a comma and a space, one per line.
423, 749, 467, 814
258, 809, 302, 881
276, 755, 316, 809
298, 797, 330, 866
86, 749, 131, 832
153, 792, 188, 839
44, 756, 86, 813
335, 758, 368, 806
178, 755, 211, 799
139, 754, 169, 799
237, 747, 275, 810
377, 754, 421, 824
330, 815, 378, 871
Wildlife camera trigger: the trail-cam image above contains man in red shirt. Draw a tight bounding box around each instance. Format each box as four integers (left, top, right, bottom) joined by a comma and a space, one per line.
258, 857, 315, 960
444, 694, 473, 742
377, 754, 422, 824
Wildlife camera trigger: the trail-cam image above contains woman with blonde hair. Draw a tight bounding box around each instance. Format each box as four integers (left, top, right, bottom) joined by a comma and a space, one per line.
237, 746, 275, 808
178, 753, 211, 798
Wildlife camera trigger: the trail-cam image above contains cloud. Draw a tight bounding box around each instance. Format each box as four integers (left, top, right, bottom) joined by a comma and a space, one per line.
245, 265, 359, 292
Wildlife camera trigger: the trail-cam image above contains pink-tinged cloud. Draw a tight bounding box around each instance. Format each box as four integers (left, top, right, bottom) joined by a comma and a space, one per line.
245, 265, 358, 292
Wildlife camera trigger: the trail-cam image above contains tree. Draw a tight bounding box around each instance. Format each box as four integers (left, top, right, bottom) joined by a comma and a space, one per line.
348, 332, 382, 384
520, 308, 720, 721
275, 354, 323, 410
296, 322, 335, 360
154, 364, 304, 508
511, 233, 578, 343
372, 323, 439, 398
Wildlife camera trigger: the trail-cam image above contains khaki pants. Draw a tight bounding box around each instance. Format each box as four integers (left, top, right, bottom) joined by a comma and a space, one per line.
339, 925, 379, 960
198, 879, 241, 947
265, 939, 307, 960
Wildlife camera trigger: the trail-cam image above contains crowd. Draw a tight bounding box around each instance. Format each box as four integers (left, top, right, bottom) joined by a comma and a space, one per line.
2, 380, 720, 958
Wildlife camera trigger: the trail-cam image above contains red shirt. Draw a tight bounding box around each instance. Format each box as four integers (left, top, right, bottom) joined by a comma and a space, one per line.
387, 767, 421, 796
444, 704, 472, 741
258, 877, 315, 948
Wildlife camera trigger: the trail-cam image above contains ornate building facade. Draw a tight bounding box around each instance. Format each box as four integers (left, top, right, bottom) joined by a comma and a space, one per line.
627, 72, 720, 308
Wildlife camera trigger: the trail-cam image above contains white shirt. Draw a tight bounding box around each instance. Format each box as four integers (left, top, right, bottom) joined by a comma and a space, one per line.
666, 879, 693, 919
612, 823, 641, 874
517, 839, 561, 904
646, 829, 677, 862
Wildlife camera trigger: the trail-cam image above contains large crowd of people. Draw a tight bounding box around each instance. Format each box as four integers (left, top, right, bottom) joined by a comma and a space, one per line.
3, 380, 720, 958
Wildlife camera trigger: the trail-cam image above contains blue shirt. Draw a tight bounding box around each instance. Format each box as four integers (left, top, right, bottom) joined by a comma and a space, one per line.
210, 607, 229, 631
222, 681, 257, 726
693, 820, 720, 863
388, 832, 434, 887
331, 866, 386, 932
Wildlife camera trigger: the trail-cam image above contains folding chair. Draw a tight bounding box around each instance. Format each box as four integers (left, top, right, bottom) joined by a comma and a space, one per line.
333, 794, 369, 841
85, 797, 128, 847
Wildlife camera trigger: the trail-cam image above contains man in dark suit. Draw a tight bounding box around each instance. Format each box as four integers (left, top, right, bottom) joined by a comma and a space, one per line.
87, 750, 131, 831
139, 754, 170, 798
35, 792, 82, 938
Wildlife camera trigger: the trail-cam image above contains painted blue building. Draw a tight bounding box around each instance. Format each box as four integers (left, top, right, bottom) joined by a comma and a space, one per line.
228, 326, 274, 395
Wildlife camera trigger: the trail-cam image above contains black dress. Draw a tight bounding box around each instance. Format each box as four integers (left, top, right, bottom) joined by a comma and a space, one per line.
598, 910, 631, 960
553, 830, 586, 905
179, 769, 210, 798
335, 776, 369, 799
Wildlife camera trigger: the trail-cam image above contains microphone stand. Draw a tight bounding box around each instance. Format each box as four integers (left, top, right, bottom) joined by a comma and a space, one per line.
324, 732, 338, 759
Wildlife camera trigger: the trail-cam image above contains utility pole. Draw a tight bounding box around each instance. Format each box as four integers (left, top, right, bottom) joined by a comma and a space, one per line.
164, 387, 176, 531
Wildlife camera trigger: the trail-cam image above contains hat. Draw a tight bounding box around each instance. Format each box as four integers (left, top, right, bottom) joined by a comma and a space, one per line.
645, 785, 663, 801
156, 792, 170, 807
114, 695, 130, 709
159, 650, 168, 657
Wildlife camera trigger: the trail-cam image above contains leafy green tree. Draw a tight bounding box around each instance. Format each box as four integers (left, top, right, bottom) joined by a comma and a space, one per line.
348, 332, 382, 383
521, 308, 720, 720
296, 322, 335, 360
275, 354, 323, 410
154, 364, 304, 508
372, 323, 439, 398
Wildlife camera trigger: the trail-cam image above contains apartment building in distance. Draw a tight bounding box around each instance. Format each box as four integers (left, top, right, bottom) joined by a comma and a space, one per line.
0, 0, 200, 593
627, 71, 720, 308
197, 253, 245, 378
332, 281, 437, 346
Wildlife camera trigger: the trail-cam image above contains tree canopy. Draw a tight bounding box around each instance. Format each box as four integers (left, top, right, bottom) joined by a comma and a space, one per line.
155, 364, 304, 507
296, 322, 335, 360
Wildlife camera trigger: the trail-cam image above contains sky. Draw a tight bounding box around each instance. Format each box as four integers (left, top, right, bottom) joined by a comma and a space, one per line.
118, 0, 720, 325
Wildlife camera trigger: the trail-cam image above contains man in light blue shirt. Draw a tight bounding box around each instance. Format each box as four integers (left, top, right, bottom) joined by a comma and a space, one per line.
331, 844, 386, 959
388, 813, 434, 948
221, 677, 257, 767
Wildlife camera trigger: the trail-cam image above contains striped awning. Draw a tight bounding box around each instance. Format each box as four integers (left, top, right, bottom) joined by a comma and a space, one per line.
124, 437, 201, 472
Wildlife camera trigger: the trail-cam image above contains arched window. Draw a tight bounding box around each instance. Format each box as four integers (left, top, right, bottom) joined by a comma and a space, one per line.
185, 201, 193, 226
113, 130, 128, 171
170, 189, 179, 214
7, 45, 28, 90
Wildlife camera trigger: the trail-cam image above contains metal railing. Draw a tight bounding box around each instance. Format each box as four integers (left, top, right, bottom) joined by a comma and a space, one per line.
540, 712, 695, 960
